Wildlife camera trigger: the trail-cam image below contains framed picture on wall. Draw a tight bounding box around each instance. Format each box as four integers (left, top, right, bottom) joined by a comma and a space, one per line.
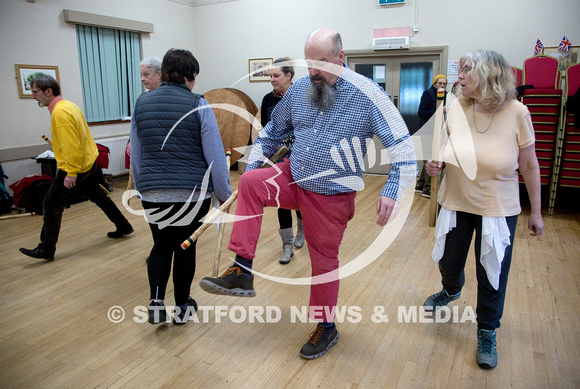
248, 58, 272, 82
15, 64, 60, 98
543, 47, 579, 76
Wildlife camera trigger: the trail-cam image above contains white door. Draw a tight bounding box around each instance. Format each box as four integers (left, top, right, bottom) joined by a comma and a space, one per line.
347, 54, 441, 174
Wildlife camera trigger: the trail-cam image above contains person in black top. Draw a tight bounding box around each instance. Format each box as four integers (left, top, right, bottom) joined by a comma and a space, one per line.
416, 74, 447, 198
259, 57, 304, 264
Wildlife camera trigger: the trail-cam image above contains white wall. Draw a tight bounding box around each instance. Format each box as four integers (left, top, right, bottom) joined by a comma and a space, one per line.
193, 0, 580, 105
0, 0, 196, 187
0, 0, 196, 149
1, 0, 579, 190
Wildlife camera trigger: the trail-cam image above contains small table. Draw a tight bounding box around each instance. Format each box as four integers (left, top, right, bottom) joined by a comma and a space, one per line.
35, 158, 57, 178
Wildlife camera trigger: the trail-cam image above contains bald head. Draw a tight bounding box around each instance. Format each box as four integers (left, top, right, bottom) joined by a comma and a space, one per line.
305, 28, 343, 58
304, 28, 345, 87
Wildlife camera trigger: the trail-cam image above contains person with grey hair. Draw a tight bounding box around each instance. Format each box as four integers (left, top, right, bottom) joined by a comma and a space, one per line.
19, 74, 133, 261
423, 49, 543, 369
200, 28, 417, 359
260, 57, 305, 264
140, 56, 162, 91
126, 57, 162, 176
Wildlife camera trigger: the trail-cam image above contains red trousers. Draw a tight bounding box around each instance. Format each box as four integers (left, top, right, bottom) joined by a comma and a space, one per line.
228, 160, 356, 322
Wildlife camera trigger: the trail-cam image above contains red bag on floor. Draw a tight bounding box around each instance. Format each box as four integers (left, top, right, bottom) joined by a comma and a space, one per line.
96, 144, 110, 169
9, 175, 53, 209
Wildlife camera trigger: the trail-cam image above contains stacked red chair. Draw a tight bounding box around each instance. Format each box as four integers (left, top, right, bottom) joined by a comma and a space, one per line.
521, 55, 563, 214
550, 62, 580, 212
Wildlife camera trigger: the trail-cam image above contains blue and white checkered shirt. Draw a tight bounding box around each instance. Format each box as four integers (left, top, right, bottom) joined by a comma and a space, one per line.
247, 67, 417, 201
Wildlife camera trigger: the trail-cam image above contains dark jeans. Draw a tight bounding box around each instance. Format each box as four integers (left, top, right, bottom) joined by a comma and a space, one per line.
143, 198, 211, 306
438, 211, 518, 330
40, 162, 130, 251
277, 208, 302, 229
416, 161, 431, 190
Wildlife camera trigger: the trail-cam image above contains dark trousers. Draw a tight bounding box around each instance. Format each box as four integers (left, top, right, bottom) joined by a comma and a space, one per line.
416, 161, 431, 190
438, 211, 518, 330
143, 198, 211, 306
40, 162, 130, 251
277, 208, 302, 229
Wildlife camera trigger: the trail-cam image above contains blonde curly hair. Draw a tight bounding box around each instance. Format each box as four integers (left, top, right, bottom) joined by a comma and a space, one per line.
459, 50, 516, 113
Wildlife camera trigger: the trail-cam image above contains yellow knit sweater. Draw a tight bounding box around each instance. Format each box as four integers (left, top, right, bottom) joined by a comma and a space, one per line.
50, 99, 98, 176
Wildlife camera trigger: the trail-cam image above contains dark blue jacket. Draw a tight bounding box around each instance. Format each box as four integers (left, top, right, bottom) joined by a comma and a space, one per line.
133, 82, 212, 193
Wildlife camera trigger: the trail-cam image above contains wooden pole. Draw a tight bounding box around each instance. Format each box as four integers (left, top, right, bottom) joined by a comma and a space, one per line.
126, 169, 133, 191
211, 149, 231, 276
181, 145, 288, 250
428, 88, 446, 227
0, 212, 36, 220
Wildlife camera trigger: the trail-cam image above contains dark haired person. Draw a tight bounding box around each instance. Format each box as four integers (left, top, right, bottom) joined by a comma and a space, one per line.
416, 74, 448, 198
131, 48, 231, 325
20, 75, 133, 261
260, 57, 305, 264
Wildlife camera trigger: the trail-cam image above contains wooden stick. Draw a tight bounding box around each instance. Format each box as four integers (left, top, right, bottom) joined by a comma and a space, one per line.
0, 212, 36, 220
181, 145, 288, 250
125, 169, 134, 206
428, 88, 446, 227
126, 168, 134, 191
212, 149, 231, 276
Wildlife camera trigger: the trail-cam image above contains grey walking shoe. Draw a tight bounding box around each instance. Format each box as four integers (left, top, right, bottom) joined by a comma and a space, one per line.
294, 218, 305, 248
477, 328, 498, 369
200, 266, 256, 297
423, 288, 460, 311
279, 228, 294, 264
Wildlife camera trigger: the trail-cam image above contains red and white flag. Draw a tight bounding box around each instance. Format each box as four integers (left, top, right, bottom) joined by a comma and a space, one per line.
558, 36, 571, 52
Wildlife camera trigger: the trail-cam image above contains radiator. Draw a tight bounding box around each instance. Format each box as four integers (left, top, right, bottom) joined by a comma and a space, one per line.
96, 136, 129, 177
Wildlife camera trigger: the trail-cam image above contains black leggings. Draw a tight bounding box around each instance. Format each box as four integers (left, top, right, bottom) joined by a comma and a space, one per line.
143, 198, 211, 306
277, 208, 302, 229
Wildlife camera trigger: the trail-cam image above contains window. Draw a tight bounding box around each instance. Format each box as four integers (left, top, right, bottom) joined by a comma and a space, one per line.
76, 25, 142, 123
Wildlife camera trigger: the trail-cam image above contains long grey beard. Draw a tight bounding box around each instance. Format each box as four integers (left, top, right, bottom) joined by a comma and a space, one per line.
306, 82, 335, 110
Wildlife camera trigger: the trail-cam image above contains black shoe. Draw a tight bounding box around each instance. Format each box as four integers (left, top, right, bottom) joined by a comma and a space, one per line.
422, 188, 431, 198
173, 297, 198, 325
199, 266, 256, 297
148, 301, 167, 324
300, 324, 340, 359
415, 184, 423, 193
107, 224, 134, 238
299, 323, 340, 359
19, 246, 55, 261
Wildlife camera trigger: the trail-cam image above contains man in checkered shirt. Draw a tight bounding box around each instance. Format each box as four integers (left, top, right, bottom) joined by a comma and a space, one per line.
201, 28, 417, 359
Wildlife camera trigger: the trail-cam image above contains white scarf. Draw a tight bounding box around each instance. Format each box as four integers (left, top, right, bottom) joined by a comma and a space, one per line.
432, 207, 511, 290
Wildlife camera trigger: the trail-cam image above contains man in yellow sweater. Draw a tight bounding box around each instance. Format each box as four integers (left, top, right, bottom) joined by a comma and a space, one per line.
19, 75, 133, 261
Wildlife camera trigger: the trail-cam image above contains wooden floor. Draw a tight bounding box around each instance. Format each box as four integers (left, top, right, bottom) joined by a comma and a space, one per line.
1, 173, 579, 388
